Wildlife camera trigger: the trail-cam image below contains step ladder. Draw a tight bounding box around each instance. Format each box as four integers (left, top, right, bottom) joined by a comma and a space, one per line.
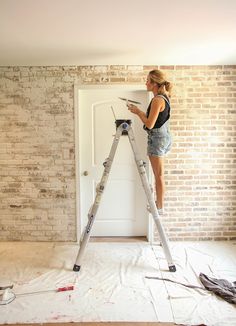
73, 120, 176, 272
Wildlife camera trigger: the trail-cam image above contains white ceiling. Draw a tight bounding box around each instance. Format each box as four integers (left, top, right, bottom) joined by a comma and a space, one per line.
1, 0, 236, 66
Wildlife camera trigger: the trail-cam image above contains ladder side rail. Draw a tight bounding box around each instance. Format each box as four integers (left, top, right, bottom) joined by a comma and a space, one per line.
73, 126, 123, 271
127, 126, 176, 271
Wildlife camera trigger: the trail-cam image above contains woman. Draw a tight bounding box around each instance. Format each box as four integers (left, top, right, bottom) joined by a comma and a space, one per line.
128, 69, 172, 215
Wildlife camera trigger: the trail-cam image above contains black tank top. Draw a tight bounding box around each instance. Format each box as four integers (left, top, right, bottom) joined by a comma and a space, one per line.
143, 94, 170, 130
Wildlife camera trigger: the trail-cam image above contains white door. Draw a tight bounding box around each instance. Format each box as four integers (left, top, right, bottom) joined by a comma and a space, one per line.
78, 88, 150, 236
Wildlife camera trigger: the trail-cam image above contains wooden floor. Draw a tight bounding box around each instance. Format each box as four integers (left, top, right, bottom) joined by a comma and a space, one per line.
7, 323, 180, 326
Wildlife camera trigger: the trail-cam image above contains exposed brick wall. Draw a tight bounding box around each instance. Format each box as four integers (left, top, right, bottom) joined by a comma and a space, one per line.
163, 65, 236, 241
0, 65, 235, 241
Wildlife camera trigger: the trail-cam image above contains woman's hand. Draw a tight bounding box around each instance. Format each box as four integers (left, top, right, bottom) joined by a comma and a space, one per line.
127, 104, 147, 126
127, 104, 140, 115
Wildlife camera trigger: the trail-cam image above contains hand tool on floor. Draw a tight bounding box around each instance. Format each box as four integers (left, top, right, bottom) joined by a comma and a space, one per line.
0, 285, 74, 305
0, 285, 15, 305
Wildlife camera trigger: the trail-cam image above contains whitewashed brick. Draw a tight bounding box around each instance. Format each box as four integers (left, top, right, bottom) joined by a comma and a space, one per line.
0, 65, 235, 242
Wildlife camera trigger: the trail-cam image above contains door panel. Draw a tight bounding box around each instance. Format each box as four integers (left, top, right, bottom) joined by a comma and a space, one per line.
78, 88, 149, 236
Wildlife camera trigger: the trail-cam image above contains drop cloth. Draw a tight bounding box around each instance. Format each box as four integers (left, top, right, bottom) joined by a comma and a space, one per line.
0, 241, 235, 325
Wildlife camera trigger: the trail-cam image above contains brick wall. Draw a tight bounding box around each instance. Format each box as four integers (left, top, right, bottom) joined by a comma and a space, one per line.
163, 65, 236, 240
0, 65, 235, 241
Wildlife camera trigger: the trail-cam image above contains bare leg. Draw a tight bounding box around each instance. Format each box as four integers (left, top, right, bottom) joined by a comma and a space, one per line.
149, 155, 165, 209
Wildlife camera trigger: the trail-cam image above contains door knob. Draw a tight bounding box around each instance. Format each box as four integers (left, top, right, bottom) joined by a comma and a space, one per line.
83, 171, 89, 176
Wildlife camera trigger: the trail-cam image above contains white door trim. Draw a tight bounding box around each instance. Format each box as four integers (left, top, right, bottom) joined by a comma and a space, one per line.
74, 84, 154, 243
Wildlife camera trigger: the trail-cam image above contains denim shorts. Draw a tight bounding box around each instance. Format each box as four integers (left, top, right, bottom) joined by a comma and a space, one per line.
147, 122, 172, 157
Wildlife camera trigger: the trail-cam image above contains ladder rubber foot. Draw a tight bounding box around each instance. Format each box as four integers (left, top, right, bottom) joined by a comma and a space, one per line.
73, 264, 81, 272
169, 265, 176, 272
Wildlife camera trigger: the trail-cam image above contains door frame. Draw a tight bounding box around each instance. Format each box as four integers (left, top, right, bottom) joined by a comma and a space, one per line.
74, 84, 154, 243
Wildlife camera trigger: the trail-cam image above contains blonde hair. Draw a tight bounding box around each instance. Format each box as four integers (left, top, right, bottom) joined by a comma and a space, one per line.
149, 70, 172, 97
